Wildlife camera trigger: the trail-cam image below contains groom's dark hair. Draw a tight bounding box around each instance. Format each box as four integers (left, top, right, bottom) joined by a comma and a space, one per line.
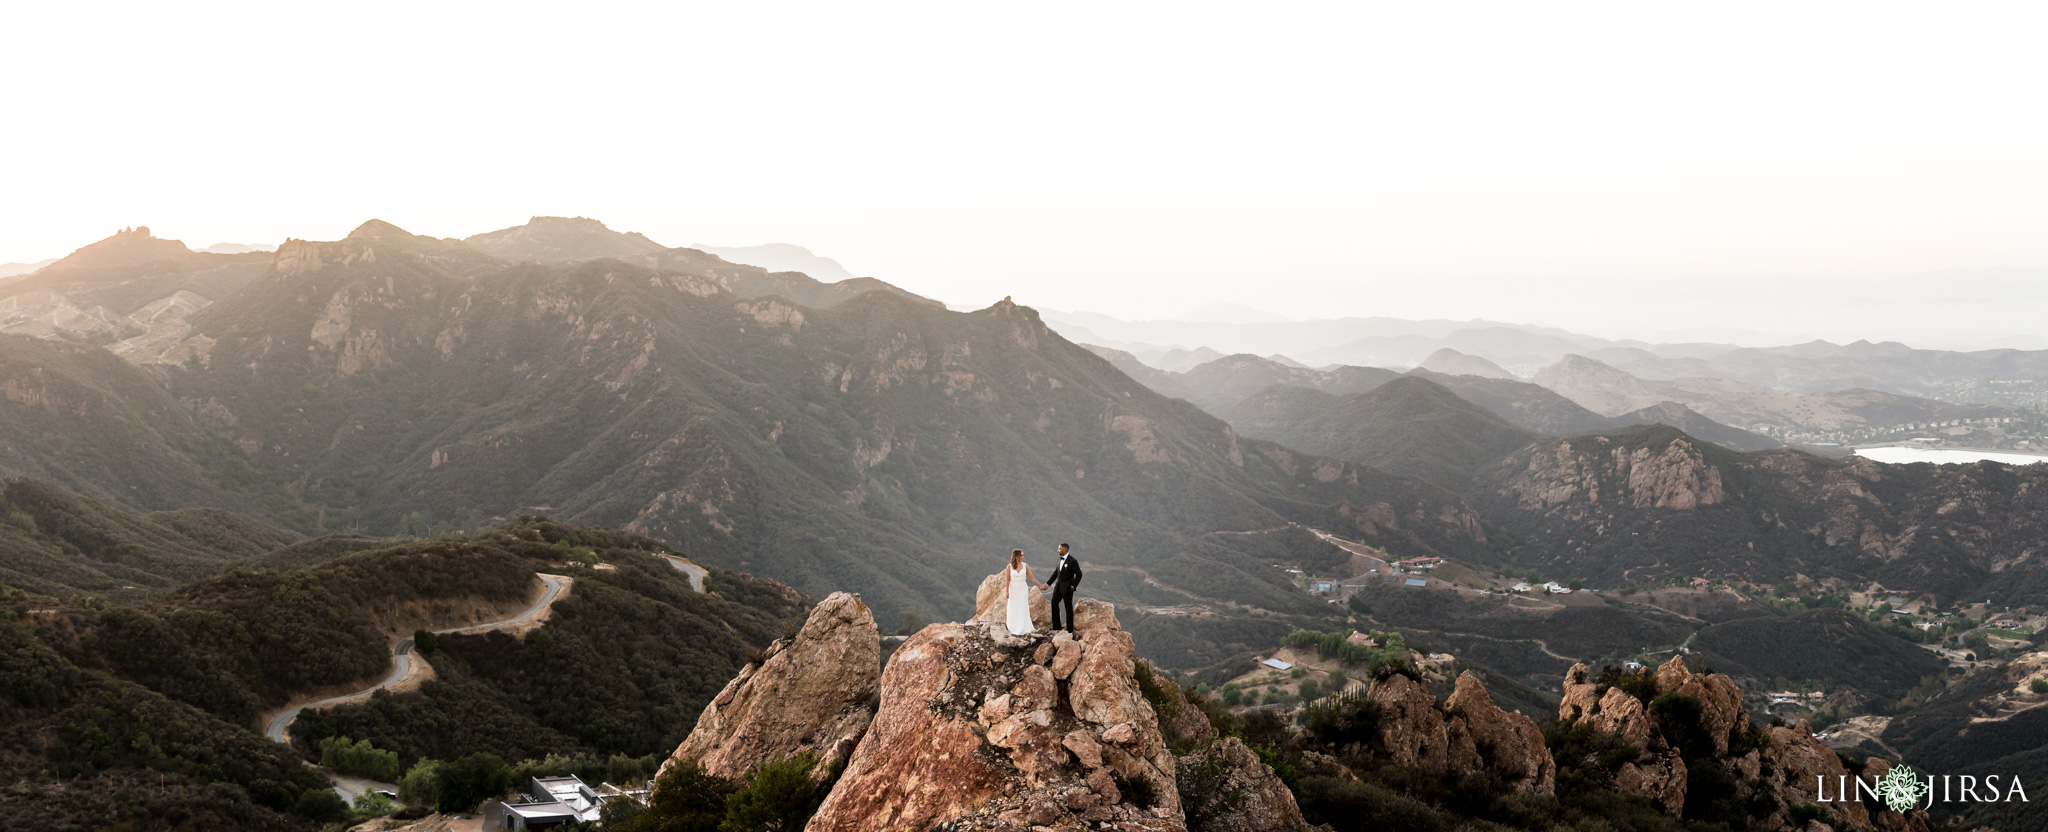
1059, 543, 1070, 550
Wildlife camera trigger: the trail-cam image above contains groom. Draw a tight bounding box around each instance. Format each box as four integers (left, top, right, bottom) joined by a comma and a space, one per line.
1046, 543, 1083, 633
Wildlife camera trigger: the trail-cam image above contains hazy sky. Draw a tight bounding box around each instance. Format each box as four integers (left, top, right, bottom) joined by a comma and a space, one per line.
5, 3, 2045, 346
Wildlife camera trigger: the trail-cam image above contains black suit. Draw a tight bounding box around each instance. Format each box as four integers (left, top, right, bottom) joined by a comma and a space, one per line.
1047, 551, 1083, 632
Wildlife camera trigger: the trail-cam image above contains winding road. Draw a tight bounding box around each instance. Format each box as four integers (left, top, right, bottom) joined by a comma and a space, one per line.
265, 574, 569, 743
660, 554, 707, 592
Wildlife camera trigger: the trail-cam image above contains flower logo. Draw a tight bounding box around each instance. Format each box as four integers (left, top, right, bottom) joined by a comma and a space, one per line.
1877, 764, 1930, 813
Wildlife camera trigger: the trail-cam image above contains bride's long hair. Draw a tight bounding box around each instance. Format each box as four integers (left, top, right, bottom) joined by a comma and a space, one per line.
1010, 549, 1024, 570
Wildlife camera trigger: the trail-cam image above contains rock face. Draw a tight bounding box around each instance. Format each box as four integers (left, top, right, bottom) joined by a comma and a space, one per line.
1358, 670, 1554, 796
1557, 659, 1933, 832
970, 570, 1053, 631
1175, 737, 1308, 832
661, 592, 881, 781
807, 599, 1183, 832
1443, 671, 1555, 794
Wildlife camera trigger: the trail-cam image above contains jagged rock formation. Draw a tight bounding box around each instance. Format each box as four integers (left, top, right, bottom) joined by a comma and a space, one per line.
1174, 737, 1308, 832
661, 592, 881, 781
1358, 670, 1555, 795
970, 571, 1053, 631
808, 599, 1183, 832
1558, 658, 1932, 831
1442, 670, 1556, 794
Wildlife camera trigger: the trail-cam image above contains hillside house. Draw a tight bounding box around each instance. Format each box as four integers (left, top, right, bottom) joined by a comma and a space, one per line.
1690, 578, 1710, 589
1544, 582, 1570, 594
1405, 578, 1429, 588
1398, 557, 1443, 570
1310, 580, 1339, 593
1261, 658, 1292, 671
502, 775, 605, 829
1346, 632, 1377, 648
1510, 582, 1532, 593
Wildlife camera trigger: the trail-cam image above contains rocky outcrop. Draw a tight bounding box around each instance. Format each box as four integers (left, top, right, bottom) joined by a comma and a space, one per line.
807, 599, 1183, 832
1557, 662, 1687, 815
661, 592, 880, 781
1174, 738, 1308, 832
1557, 659, 1934, 832
970, 571, 1052, 631
1355, 670, 1554, 796
1443, 671, 1555, 794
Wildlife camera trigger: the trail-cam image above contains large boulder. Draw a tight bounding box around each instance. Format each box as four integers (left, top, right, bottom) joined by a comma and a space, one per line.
1650, 656, 1748, 756
1174, 737, 1309, 832
661, 592, 880, 781
1444, 671, 1555, 795
807, 601, 1182, 832
1364, 671, 1477, 778
971, 571, 1053, 630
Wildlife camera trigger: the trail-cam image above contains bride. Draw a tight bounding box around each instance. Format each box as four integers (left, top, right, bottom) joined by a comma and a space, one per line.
1004, 549, 1048, 636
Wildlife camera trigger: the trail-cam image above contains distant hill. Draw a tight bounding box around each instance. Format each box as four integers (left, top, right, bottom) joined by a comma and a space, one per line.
463, 215, 668, 262
0, 477, 297, 600
1613, 401, 1781, 452
1692, 608, 1945, 703
1175, 354, 1398, 410
1534, 353, 2015, 433
466, 217, 938, 309
0, 257, 56, 278
197, 242, 276, 255
0, 335, 269, 515
1219, 376, 1539, 490
1416, 347, 1514, 379
693, 242, 859, 283
1403, 369, 1617, 433
0, 227, 270, 362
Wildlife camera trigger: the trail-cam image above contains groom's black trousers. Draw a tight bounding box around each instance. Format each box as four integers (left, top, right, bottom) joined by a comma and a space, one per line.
1049, 587, 1076, 632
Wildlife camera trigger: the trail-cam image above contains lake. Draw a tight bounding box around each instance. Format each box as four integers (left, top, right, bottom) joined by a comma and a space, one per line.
1854, 446, 2048, 466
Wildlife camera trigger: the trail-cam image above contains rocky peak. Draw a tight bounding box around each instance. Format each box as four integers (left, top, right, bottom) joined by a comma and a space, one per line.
44, 225, 199, 272
1558, 660, 1933, 831
1359, 668, 1554, 796
660, 591, 881, 782
807, 599, 1184, 832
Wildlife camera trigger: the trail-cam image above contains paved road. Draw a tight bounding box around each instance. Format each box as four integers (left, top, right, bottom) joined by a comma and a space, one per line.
661, 554, 707, 592
266, 574, 567, 743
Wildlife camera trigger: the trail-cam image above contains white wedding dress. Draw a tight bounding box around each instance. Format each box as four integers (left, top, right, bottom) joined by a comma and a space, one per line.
1006, 565, 1034, 635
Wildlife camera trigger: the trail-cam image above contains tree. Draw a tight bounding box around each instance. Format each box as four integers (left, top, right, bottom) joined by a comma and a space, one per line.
897, 606, 922, 635
295, 788, 350, 823
399, 758, 443, 807
617, 761, 736, 832
436, 753, 512, 813
2030, 678, 2047, 695
720, 753, 830, 832
1299, 679, 1320, 700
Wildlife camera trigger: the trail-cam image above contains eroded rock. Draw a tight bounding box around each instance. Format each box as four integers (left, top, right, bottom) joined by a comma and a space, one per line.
661, 591, 879, 781
806, 601, 1182, 832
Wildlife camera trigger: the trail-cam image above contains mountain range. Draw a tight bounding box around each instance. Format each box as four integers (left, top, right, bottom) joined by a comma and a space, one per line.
0, 219, 1495, 669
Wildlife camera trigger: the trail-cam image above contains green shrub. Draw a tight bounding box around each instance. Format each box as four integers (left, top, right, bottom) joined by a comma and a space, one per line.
618, 761, 736, 832
720, 753, 830, 832
435, 753, 511, 813
319, 735, 401, 782
2031, 678, 2047, 695
294, 788, 350, 822
398, 758, 443, 806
